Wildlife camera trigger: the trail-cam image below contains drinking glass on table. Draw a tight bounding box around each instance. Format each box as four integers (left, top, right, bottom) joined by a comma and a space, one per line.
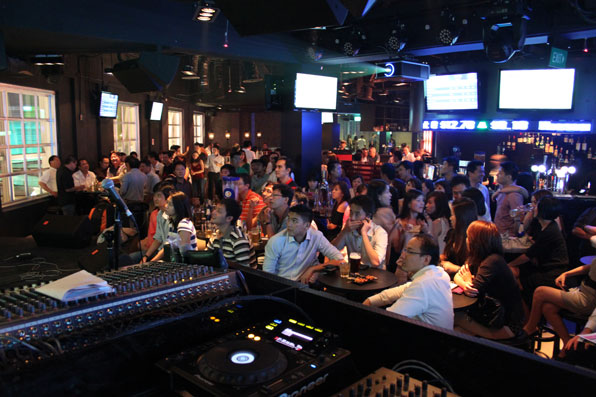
349, 252, 362, 274
339, 261, 350, 278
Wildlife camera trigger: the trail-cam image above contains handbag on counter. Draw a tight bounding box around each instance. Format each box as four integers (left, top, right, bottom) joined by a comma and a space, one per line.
467, 293, 505, 329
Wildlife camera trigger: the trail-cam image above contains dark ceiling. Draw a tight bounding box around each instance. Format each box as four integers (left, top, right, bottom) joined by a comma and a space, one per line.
2, 0, 596, 110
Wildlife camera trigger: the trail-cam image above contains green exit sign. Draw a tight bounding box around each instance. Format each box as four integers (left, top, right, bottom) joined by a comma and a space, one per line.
549, 47, 567, 68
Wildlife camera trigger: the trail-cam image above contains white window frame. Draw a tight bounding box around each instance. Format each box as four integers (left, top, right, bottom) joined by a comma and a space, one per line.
0, 83, 58, 207
113, 102, 140, 155
168, 108, 183, 149
192, 112, 205, 145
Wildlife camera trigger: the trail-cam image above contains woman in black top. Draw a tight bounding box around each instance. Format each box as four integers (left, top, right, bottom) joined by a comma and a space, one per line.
326, 181, 349, 241
508, 196, 568, 305
454, 220, 524, 340
440, 198, 477, 276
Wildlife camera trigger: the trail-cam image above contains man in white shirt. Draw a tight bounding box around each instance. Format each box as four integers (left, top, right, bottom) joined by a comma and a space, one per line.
140, 159, 161, 197
72, 159, 96, 190
39, 155, 61, 197
243, 140, 256, 165
332, 195, 388, 269
148, 151, 164, 177
364, 234, 454, 329
263, 204, 344, 283
206, 144, 225, 200
466, 160, 492, 222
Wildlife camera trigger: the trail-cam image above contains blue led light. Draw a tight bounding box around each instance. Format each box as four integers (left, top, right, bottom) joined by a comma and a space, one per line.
274, 319, 282, 324
310, 364, 317, 369
384, 63, 395, 78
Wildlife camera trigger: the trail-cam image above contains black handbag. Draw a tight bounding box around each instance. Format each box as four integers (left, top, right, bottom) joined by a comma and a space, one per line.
467, 294, 505, 329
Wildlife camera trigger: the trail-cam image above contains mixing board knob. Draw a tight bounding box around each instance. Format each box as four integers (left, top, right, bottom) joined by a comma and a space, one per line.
441, 387, 447, 397
404, 373, 410, 390
382, 386, 388, 397
357, 383, 364, 395
415, 385, 421, 396
366, 377, 372, 387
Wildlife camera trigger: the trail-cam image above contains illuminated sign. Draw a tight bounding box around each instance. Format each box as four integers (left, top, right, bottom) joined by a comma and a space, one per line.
281, 328, 313, 342
384, 63, 395, 77
538, 121, 592, 132
423, 119, 592, 133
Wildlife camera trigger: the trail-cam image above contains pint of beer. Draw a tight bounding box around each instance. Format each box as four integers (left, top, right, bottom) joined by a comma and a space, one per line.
349, 252, 362, 274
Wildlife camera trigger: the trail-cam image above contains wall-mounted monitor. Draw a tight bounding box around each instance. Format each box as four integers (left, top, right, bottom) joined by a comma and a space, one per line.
294, 73, 338, 110
99, 91, 118, 118
150, 101, 164, 121
499, 68, 575, 110
425, 72, 478, 111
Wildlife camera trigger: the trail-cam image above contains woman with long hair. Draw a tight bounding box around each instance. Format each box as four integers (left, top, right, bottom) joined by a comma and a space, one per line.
326, 181, 350, 240
425, 191, 451, 255
394, 189, 429, 254
454, 220, 524, 340
367, 179, 392, 213
153, 192, 197, 261
440, 198, 477, 275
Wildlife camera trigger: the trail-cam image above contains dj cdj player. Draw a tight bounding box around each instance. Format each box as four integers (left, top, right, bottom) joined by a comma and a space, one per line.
157, 317, 351, 396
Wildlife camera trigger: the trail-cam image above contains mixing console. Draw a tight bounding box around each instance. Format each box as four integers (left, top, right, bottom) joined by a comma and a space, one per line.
0, 262, 244, 364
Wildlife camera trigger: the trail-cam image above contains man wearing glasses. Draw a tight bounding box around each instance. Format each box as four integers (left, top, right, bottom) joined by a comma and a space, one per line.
363, 234, 453, 329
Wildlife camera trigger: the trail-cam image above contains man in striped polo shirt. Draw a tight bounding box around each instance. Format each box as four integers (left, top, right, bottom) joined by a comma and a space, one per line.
207, 198, 257, 268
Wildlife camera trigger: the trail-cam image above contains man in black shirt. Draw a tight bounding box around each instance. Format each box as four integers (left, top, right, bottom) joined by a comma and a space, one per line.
57, 155, 82, 216
572, 206, 596, 257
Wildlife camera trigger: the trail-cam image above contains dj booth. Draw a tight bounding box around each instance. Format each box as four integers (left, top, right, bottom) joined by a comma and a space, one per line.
1, 262, 595, 396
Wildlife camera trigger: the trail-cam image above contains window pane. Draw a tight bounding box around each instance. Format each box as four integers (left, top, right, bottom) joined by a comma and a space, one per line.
27, 174, 40, 197
0, 176, 8, 204
38, 95, 49, 119
0, 150, 8, 175
11, 175, 26, 201
24, 121, 38, 144
10, 154, 24, 173
26, 151, 40, 170
39, 121, 52, 144
9, 121, 22, 145
39, 146, 53, 167
0, 120, 6, 146
22, 95, 36, 118
7, 92, 20, 117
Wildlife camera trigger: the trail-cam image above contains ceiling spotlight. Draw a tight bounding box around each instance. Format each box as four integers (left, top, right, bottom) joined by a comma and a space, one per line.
182, 65, 195, 75
584, 38, 589, 53
386, 23, 407, 53
481, 1, 529, 63
438, 9, 460, 46
193, 2, 219, 22
32, 55, 64, 66
223, 20, 230, 48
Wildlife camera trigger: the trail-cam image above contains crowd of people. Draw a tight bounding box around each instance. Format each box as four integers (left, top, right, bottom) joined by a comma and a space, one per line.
38, 139, 596, 362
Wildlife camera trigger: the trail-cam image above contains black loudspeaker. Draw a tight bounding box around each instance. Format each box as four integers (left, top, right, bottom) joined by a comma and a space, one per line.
77, 243, 109, 273
112, 52, 180, 93
216, 0, 350, 36
33, 214, 93, 248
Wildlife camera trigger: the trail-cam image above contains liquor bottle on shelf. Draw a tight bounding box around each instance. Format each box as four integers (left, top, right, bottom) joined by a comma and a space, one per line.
539, 135, 545, 149
582, 137, 588, 152
545, 138, 551, 154
588, 147, 593, 159
553, 145, 559, 158
564, 134, 568, 144
512, 138, 516, 151
576, 138, 581, 152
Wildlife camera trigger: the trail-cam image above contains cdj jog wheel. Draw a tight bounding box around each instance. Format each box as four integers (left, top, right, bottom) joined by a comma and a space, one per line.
197, 340, 288, 386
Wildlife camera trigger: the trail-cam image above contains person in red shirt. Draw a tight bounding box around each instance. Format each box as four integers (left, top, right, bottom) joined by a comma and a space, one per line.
275, 156, 298, 189
237, 174, 266, 230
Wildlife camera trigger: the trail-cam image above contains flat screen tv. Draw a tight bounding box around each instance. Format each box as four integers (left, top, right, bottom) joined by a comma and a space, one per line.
150, 101, 164, 121
294, 73, 338, 110
499, 68, 575, 110
99, 91, 118, 118
425, 72, 478, 111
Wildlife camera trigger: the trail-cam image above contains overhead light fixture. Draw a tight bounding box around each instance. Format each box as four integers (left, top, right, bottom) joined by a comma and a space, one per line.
32, 55, 64, 66
182, 65, 195, 75
481, 0, 529, 63
386, 23, 407, 53
193, 1, 219, 23
584, 38, 589, 53
438, 9, 460, 46
223, 20, 230, 48
336, 27, 366, 57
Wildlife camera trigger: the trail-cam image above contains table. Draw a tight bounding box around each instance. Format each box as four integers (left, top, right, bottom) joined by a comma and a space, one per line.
317, 267, 399, 301
452, 293, 477, 311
